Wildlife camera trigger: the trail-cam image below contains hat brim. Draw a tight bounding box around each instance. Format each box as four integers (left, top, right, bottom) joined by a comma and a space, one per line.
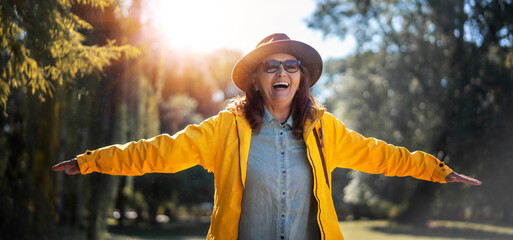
232, 40, 323, 93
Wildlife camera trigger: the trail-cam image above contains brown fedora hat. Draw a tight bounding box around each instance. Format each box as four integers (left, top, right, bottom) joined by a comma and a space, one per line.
232, 33, 323, 93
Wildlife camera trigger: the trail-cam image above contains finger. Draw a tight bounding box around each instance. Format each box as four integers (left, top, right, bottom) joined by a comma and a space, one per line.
51, 159, 78, 171
449, 172, 482, 186
65, 166, 81, 175
455, 174, 482, 186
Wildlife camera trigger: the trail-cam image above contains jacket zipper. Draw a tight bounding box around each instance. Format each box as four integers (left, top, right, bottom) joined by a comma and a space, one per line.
229, 111, 244, 189
307, 145, 326, 240
313, 128, 330, 189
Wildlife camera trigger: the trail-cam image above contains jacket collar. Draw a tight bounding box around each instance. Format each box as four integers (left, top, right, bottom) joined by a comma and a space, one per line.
303, 106, 326, 140
226, 105, 326, 138
226, 105, 325, 120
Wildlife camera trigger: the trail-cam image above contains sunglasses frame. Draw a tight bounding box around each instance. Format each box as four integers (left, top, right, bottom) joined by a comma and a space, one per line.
261, 60, 302, 73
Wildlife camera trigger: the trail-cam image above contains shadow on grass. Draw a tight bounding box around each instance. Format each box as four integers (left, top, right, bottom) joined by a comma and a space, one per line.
372, 220, 513, 240
107, 221, 210, 240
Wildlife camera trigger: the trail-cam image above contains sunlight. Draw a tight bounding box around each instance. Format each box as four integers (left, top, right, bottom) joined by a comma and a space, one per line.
150, 0, 232, 53
145, 0, 355, 58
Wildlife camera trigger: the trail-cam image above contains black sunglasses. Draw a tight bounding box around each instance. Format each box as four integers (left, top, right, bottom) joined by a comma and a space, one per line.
261, 60, 301, 73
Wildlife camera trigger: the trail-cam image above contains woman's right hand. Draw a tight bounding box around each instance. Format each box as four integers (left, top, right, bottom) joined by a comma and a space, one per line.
51, 158, 80, 175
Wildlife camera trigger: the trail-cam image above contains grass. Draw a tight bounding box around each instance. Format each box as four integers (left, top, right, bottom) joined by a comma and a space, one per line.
106, 220, 513, 240
106, 221, 210, 240
340, 220, 513, 240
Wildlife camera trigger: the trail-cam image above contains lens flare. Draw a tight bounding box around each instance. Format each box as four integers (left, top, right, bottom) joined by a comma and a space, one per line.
149, 0, 232, 53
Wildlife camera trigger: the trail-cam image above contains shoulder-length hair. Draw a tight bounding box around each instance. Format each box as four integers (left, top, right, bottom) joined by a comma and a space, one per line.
227, 65, 322, 139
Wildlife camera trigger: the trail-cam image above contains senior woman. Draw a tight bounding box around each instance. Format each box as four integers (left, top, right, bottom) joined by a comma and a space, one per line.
52, 33, 481, 240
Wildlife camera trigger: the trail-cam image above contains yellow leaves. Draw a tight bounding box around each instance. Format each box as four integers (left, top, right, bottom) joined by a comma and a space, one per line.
0, 0, 139, 112
59, 0, 114, 11
119, 44, 142, 59
72, 0, 116, 12
0, 81, 10, 114
68, 11, 93, 30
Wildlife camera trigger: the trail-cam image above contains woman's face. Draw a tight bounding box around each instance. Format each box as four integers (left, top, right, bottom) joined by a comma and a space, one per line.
253, 53, 301, 110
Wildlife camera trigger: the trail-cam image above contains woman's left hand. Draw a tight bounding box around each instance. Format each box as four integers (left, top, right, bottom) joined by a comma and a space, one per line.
446, 172, 482, 185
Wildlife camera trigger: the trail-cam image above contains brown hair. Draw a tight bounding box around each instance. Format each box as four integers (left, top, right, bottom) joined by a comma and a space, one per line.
227, 65, 322, 139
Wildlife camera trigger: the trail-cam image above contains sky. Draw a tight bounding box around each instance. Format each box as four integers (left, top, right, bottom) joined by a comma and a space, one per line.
148, 0, 356, 59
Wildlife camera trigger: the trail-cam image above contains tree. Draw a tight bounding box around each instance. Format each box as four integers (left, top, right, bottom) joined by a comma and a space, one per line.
0, 1, 139, 239
309, 0, 513, 224
0, 0, 139, 112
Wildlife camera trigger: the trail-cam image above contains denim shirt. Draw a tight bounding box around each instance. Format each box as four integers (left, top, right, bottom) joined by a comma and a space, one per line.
238, 108, 320, 240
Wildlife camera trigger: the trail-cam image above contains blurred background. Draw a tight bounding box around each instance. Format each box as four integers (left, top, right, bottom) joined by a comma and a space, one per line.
1, 0, 512, 239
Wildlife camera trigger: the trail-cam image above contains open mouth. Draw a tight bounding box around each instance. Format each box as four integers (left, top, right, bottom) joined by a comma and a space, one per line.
273, 82, 289, 89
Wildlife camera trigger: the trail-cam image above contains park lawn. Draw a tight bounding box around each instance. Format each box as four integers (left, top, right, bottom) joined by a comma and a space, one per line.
340, 220, 513, 240
106, 220, 513, 240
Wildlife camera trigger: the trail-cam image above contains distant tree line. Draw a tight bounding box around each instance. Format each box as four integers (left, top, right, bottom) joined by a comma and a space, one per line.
1, 1, 241, 239
309, 0, 513, 225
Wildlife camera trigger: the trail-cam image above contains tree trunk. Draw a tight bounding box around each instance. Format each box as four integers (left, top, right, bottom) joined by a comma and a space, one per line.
87, 175, 119, 240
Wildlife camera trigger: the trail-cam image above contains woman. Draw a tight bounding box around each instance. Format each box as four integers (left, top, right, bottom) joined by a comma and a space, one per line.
52, 33, 481, 240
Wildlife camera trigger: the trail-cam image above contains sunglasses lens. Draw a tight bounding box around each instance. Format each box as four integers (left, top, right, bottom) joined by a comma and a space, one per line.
262, 60, 301, 73
263, 60, 280, 73
283, 60, 300, 73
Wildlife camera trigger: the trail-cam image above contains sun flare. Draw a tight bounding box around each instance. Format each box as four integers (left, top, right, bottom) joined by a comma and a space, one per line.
145, 0, 355, 58
149, 0, 235, 53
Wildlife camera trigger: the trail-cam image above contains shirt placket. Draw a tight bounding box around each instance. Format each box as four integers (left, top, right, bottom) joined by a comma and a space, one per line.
278, 122, 287, 240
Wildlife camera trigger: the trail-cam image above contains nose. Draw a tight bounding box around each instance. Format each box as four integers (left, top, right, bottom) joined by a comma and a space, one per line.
276, 64, 287, 77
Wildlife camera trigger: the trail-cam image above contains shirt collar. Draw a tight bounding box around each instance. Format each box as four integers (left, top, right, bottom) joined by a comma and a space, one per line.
263, 107, 293, 126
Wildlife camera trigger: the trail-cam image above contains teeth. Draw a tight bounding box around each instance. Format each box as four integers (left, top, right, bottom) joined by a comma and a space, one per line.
273, 82, 289, 87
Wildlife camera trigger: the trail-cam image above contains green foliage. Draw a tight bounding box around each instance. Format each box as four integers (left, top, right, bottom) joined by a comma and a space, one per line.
0, 1, 241, 239
310, 0, 513, 223
0, 0, 139, 112
0, 1, 143, 239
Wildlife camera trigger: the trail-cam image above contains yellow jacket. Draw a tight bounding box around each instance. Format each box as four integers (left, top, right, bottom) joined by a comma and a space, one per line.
77, 107, 453, 240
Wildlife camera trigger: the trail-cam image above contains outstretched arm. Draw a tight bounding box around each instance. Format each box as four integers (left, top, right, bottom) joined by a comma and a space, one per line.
52, 158, 80, 175
446, 172, 481, 185
50, 114, 221, 176
325, 113, 482, 184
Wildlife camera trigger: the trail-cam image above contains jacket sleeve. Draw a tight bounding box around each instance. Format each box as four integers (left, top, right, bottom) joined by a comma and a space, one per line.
326, 114, 452, 183
76, 115, 219, 175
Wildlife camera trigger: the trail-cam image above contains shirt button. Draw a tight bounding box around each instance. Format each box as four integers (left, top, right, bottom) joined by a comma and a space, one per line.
281, 213, 285, 218
280, 132, 283, 135
281, 235, 285, 239
281, 151, 284, 155
282, 170, 286, 174
282, 192, 286, 195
